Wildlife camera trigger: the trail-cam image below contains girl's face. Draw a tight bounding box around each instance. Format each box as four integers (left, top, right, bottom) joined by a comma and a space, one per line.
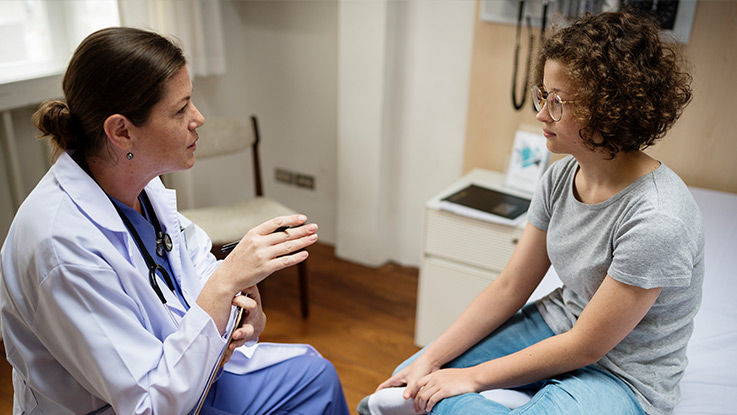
536, 60, 588, 156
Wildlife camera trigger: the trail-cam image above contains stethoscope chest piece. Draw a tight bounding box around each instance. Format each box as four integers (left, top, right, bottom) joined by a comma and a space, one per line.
156, 232, 173, 257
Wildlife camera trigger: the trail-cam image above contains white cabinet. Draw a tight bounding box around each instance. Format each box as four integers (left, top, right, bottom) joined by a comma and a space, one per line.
414, 169, 527, 347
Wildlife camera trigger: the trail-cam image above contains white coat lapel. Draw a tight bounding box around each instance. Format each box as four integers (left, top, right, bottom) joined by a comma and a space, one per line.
53, 153, 179, 332
54, 152, 128, 233
144, 179, 197, 314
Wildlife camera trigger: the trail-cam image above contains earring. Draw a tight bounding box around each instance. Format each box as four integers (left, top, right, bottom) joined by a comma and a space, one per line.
126, 152, 134, 160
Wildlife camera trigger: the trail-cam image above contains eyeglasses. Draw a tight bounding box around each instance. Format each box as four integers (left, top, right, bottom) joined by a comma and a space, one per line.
531, 86, 576, 122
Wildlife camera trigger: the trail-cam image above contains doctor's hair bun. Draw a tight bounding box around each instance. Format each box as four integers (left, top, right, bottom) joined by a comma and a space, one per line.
32, 99, 81, 151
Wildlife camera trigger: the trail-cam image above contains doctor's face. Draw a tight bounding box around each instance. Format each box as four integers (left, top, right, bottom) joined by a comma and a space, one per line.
132, 66, 205, 175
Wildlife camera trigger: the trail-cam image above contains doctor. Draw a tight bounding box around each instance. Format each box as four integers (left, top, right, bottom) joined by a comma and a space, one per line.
0, 27, 349, 415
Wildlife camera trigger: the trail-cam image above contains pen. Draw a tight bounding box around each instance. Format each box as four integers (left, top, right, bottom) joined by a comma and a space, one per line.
220, 226, 292, 253
220, 241, 239, 253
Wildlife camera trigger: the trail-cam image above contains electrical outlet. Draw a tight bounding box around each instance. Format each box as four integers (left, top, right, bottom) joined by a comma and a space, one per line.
294, 174, 315, 190
275, 168, 293, 184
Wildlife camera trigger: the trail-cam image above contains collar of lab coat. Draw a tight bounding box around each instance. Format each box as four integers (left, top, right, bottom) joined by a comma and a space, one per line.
54, 152, 191, 292
53, 153, 196, 314
53, 152, 179, 234
54, 152, 127, 234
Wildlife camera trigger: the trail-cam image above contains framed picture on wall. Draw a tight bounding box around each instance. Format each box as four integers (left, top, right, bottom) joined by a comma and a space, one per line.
505, 130, 549, 195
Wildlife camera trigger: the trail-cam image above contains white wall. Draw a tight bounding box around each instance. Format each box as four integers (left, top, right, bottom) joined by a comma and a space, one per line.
0, 0, 475, 269
183, 0, 475, 267
177, 0, 339, 244
336, 0, 474, 266
388, 1, 475, 266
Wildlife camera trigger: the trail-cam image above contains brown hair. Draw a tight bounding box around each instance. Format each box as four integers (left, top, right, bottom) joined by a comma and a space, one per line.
33, 27, 186, 157
536, 11, 692, 158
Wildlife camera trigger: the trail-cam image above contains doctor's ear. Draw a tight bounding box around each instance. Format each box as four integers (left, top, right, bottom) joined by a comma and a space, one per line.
103, 114, 134, 152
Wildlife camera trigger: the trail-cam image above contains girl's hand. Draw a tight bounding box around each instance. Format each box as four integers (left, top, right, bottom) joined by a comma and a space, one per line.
377, 355, 439, 403
219, 215, 318, 292
413, 368, 481, 413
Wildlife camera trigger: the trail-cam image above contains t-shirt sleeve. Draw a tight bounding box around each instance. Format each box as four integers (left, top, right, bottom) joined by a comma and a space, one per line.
527, 159, 561, 231
608, 211, 694, 289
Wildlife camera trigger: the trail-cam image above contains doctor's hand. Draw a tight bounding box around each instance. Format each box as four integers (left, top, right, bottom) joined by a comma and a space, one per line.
200, 215, 315, 335
221, 286, 266, 366
218, 215, 317, 292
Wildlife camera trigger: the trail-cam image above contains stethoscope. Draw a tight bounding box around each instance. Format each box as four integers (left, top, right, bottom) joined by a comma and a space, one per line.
77, 156, 179, 311
511, 0, 549, 111
107, 191, 176, 306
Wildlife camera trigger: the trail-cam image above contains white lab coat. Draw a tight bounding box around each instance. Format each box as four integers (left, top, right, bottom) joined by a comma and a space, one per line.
0, 152, 315, 415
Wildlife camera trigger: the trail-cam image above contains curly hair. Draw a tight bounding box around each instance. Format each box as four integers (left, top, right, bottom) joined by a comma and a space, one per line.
536, 11, 692, 158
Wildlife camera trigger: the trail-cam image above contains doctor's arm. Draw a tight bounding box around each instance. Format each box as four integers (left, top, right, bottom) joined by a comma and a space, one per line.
413, 274, 662, 412
37, 262, 227, 414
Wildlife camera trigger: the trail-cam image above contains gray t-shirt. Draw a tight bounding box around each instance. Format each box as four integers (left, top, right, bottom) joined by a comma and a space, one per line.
528, 155, 704, 415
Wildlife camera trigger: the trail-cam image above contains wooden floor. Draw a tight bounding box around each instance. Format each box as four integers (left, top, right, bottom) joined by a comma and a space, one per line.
0, 243, 421, 413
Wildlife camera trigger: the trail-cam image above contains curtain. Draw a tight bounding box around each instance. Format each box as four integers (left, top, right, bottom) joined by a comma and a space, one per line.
117, 0, 226, 77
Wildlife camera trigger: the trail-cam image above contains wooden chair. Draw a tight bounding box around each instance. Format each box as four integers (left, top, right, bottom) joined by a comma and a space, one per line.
180, 115, 309, 318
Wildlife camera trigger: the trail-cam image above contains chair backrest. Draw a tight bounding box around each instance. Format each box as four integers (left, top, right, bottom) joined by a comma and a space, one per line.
195, 116, 257, 159
195, 115, 264, 197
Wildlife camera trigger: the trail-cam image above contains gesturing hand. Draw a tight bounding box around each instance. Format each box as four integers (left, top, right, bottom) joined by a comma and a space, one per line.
413, 368, 480, 413
220, 215, 318, 292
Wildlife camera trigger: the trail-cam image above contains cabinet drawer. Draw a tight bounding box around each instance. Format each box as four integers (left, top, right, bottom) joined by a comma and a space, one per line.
424, 208, 523, 272
415, 256, 498, 347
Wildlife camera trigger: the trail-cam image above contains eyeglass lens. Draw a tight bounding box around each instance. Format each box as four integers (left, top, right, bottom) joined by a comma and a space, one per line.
532, 87, 562, 121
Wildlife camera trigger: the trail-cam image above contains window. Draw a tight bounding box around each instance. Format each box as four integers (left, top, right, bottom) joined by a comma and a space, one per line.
0, 0, 120, 85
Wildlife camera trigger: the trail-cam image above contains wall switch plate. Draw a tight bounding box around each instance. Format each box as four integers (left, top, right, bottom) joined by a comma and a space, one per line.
295, 174, 315, 190
275, 168, 315, 190
275, 168, 293, 184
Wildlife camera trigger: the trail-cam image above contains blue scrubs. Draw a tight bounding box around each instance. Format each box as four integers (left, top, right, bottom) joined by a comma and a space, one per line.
111, 196, 190, 309
203, 355, 349, 415
114, 196, 350, 415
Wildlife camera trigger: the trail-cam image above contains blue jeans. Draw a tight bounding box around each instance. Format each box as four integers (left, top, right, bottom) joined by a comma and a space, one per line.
396, 304, 646, 415
201, 354, 349, 415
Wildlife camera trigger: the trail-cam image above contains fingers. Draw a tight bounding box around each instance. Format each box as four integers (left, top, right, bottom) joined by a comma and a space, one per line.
248, 216, 318, 265
269, 249, 310, 274
240, 286, 261, 304
253, 215, 307, 236
404, 376, 422, 400
232, 294, 258, 312
269, 232, 318, 259
376, 374, 406, 392
414, 382, 441, 414
417, 383, 444, 413
412, 376, 430, 412
221, 215, 314, 292
230, 324, 256, 346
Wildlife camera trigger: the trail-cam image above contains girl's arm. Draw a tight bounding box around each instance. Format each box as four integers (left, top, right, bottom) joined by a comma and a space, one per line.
378, 223, 552, 397
414, 274, 662, 412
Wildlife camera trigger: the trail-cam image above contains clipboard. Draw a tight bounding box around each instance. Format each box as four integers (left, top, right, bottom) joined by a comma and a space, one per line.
192, 305, 246, 414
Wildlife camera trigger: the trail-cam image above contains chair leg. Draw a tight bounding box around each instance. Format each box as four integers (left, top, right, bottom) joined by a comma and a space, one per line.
298, 260, 309, 318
